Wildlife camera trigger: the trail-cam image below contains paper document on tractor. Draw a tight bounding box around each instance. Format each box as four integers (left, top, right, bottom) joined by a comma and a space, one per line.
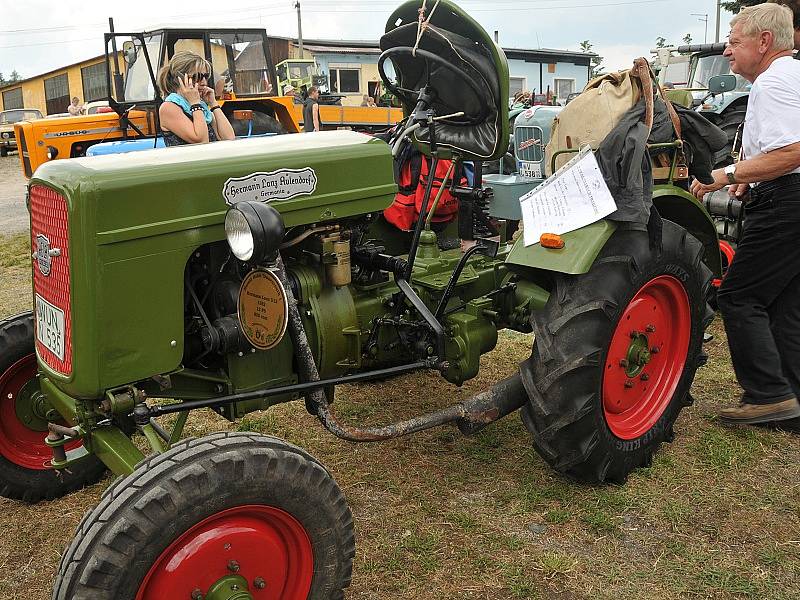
519, 146, 617, 247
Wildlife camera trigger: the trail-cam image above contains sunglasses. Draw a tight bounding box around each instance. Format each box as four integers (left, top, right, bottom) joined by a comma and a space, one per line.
189, 72, 210, 82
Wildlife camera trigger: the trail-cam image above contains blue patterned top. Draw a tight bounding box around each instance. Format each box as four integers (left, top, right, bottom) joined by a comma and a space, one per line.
164, 92, 213, 124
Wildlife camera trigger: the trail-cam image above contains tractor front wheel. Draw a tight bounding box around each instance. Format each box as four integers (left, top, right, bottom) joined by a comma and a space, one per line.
520, 221, 714, 483
0, 313, 106, 501
53, 432, 355, 600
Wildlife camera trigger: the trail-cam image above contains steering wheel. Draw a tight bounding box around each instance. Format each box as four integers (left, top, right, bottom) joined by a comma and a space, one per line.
378, 47, 493, 126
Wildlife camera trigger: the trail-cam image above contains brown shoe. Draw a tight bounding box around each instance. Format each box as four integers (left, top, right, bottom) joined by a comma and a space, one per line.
719, 397, 800, 425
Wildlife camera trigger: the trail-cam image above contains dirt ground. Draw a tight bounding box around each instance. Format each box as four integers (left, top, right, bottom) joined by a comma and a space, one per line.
0, 154, 29, 235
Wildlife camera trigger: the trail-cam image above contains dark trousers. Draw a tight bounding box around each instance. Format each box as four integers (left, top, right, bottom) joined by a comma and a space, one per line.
717, 174, 800, 404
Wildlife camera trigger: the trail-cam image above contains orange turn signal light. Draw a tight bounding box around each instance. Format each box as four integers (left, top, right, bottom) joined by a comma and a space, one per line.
233, 110, 253, 121
540, 233, 565, 249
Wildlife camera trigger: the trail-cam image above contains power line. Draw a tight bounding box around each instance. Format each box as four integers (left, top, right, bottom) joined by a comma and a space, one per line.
0, 2, 293, 34
300, 0, 673, 12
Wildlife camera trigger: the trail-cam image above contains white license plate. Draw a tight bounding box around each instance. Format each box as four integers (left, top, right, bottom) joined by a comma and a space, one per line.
519, 161, 542, 180
35, 294, 65, 361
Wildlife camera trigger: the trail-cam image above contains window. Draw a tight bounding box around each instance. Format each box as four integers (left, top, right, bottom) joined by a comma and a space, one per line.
44, 73, 69, 115
81, 62, 108, 103
2, 87, 23, 110
554, 78, 575, 103
509, 76, 526, 98
330, 67, 360, 94
209, 32, 275, 97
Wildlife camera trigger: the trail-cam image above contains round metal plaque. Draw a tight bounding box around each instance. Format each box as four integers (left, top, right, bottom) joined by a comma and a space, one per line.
238, 269, 289, 351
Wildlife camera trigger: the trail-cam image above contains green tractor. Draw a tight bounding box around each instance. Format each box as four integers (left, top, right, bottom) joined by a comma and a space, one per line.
1, 2, 720, 598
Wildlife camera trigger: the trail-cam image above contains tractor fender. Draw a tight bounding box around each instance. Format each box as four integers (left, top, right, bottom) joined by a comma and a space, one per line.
504, 187, 721, 277
652, 186, 722, 277
505, 219, 617, 276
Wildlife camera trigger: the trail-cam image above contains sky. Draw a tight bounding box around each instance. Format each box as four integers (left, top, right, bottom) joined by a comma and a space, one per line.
0, 0, 737, 82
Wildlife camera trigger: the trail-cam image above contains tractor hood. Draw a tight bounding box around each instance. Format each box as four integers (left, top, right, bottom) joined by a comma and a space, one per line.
28, 130, 395, 397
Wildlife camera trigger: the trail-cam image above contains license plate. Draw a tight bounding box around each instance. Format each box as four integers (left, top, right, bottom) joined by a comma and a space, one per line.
35, 294, 65, 361
519, 161, 542, 180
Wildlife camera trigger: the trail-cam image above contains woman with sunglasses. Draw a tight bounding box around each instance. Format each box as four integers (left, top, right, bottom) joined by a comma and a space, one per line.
157, 51, 235, 146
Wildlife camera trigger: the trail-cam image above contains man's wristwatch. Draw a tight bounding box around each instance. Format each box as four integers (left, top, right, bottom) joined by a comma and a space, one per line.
724, 164, 737, 184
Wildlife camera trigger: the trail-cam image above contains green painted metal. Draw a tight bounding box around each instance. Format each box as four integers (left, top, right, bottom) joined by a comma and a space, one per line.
206, 575, 252, 600
39, 377, 78, 426
30, 131, 396, 399
141, 423, 166, 454
42, 367, 144, 473
90, 426, 146, 475
168, 411, 189, 447
505, 220, 618, 275
652, 185, 722, 276
15, 380, 50, 432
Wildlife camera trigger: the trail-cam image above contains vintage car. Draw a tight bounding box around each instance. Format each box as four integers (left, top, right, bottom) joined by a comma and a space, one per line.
0, 108, 43, 156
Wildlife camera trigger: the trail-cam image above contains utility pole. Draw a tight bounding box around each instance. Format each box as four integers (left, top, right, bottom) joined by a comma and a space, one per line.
692, 13, 709, 44
715, 0, 722, 43
295, 1, 304, 57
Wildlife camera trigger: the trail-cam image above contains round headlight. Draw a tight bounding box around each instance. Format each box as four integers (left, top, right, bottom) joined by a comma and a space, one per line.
224, 201, 285, 264
1, 132, 8, 139
225, 208, 254, 261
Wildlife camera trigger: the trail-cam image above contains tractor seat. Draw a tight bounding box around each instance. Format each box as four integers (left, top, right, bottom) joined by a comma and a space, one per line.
379, 1, 509, 163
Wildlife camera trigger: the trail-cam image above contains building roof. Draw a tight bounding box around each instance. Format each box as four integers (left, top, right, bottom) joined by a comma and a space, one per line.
0, 52, 108, 92
301, 44, 381, 55
276, 35, 597, 62
0, 34, 597, 93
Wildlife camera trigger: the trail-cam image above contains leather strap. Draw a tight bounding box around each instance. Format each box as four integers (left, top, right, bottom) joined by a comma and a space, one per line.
631, 57, 683, 140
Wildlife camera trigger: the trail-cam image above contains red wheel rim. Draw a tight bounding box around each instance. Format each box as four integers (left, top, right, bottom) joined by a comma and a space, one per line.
602, 275, 691, 440
136, 505, 314, 600
713, 241, 736, 288
0, 354, 79, 469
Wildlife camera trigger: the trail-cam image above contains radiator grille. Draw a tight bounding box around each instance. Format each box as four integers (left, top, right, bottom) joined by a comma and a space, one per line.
30, 185, 72, 375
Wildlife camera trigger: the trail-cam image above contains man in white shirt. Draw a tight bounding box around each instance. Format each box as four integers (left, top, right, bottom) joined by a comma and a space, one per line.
691, 3, 800, 425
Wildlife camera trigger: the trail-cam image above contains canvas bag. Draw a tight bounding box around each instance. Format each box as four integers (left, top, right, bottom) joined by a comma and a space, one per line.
545, 64, 645, 175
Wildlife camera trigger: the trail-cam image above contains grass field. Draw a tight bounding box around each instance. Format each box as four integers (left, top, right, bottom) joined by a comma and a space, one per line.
1, 230, 798, 599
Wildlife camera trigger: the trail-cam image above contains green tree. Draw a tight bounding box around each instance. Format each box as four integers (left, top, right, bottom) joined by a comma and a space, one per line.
0, 73, 5, 86
656, 36, 667, 48
579, 40, 605, 77
8, 70, 21, 82
721, 0, 764, 12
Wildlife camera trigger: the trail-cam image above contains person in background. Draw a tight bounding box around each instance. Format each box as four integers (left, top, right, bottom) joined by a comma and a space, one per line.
67, 97, 83, 116
367, 96, 377, 107
157, 51, 235, 147
303, 86, 322, 132
284, 84, 302, 104
360, 94, 370, 106
690, 3, 800, 426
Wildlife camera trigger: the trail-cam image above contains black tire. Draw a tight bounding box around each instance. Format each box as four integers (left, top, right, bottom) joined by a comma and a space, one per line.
712, 106, 747, 169
520, 221, 714, 483
231, 111, 288, 137
53, 432, 355, 600
0, 312, 106, 502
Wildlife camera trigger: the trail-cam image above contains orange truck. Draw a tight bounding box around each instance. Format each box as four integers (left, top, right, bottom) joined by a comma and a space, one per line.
289, 103, 403, 132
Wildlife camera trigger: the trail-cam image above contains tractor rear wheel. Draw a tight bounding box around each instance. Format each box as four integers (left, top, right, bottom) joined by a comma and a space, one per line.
0, 312, 106, 502
520, 221, 714, 483
53, 432, 355, 600
713, 106, 747, 168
